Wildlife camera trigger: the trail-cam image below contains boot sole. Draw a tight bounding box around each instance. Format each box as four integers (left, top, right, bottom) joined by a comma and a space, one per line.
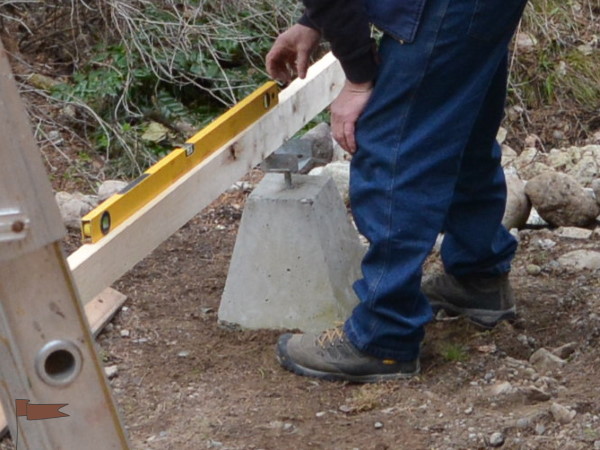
276, 338, 419, 383
430, 300, 516, 329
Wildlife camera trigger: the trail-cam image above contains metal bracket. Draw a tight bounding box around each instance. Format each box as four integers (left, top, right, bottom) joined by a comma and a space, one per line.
0, 208, 29, 243
183, 143, 195, 157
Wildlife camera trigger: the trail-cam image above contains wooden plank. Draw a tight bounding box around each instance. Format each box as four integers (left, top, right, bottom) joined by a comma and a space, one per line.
68, 52, 344, 304
0, 286, 126, 438
85, 287, 127, 338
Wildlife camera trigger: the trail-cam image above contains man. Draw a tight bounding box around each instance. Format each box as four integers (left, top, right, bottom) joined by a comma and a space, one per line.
266, 0, 526, 382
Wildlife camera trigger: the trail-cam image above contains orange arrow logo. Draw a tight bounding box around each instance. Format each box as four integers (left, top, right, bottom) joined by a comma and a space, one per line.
15, 399, 69, 420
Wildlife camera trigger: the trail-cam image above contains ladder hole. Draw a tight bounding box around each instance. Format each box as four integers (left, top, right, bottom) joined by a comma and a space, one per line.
35, 340, 82, 386
44, 349, 76, 380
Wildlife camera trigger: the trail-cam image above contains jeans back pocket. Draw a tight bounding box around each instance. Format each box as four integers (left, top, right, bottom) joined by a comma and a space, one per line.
468, 0, 528, 42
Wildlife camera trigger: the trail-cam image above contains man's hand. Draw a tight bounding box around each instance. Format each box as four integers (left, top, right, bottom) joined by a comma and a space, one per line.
331, 80, 373, 154
266, 24, 321, 83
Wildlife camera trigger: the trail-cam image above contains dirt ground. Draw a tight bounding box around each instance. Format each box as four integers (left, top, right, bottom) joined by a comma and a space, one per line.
2, 45, 600, 450
10, 174, 595, 450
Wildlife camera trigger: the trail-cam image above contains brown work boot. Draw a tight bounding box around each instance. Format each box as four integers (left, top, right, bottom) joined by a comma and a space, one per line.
276, 327, 419, 383
423, 272, 516, 328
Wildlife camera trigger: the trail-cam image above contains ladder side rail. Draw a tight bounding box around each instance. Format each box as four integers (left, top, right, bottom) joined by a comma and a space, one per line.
0, 40, 129, 448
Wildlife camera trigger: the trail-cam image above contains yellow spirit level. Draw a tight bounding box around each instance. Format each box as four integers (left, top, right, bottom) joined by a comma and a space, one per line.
81, 82, 280, 243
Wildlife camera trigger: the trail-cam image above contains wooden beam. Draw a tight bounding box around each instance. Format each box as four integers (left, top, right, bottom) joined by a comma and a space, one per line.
68, 53, 344, 304
0, 287, 127, 438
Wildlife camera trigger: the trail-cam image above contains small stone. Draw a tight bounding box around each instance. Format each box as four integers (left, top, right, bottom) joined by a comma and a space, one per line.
315, 411, 326, 418
551, 342, 577, 359
518, 386, 552, 403
464, 406, 474, 415
120, 329, 130, 338
104, 365, 118, 379
535, 423, 546, 435
529, 348, 566, 372
489, 431, 505, 447
97, 180, 128, 202
550, 402, 577, 424
556, 227, 593, 239
178, 350, 190, 358
374, 421, 384, 429
490, 381, 513, 396
526, 264, 542, 276
339, 405, 353, 413
282, 423, 293, 431
558, 250, 600, 271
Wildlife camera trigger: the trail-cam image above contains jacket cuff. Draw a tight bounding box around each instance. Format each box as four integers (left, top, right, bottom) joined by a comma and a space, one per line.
338, 42, 378, 83
298, 12, 318, 30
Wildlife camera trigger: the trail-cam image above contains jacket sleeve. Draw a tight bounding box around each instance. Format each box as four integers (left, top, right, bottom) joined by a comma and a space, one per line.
298, 0, 377, 83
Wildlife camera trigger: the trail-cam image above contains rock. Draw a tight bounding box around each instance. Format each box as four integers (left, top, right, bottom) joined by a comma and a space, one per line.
517, 386, 552, 403
302, 122, 334, 163
526, 208, 549, 227
550, 402, 577, 424
54, 191, 98, 229
557, 250, 600, 271
568, 154, 599, 186
515, 32, 537, 53
97, 180, 128, 202
497, 127, 508, 144
546, 149, 574, 171
489, 432, 505, 447
501, 145, 518, 167
120, 329, 130, 338
525, 171, 600, 227
309, 161, 350, 203
556, 227, 593, 239
529, 348, 566, 372
551, 342, 577, 359
490, 381, 514, 396
503, 171, 531, 229
592, 179, 600, 203
104, 365, 118, 379
374, 421, 384, 429
526, 264, 542, 276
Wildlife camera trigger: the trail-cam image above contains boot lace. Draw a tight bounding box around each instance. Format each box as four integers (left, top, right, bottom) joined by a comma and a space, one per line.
317, 326, 345, 348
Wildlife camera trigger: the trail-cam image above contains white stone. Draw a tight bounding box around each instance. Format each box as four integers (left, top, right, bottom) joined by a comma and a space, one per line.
219, 174, 365, 332
529, 348, 566, 372
555, 227, 593, 239
496, 127, 508, 144
557, 250, 600, 271
104, 365, 118, 379
526, 208, 549, 227
489, 432, 505, 447
592, 179, 600, 203
501, 144, 518, 168
309, 161, 350, 203
550, 402, 577, 424
54, 191, 98, 229
97, 180, 128, 202
503, 171, 531, 229
490, 381, 514, 396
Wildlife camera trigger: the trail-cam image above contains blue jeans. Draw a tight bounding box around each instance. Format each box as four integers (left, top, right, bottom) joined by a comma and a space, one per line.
344, 0, 525, 360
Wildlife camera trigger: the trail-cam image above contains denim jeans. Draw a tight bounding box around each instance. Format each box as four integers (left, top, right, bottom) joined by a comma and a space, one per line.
344, 0, 526, 360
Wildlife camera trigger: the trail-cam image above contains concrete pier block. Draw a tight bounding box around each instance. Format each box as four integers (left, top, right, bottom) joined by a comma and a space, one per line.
219, 174, 365, 332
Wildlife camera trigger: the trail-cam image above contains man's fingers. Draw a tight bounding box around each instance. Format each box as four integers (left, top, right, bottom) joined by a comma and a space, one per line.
343, 122, 357, 154
296, 51, 309, 79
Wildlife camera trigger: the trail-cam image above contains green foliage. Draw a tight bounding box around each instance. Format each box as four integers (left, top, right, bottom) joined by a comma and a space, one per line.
439, 343, 469, 362
41, 0, 301, 176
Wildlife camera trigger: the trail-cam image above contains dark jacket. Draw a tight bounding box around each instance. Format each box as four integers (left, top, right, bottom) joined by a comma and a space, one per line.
299, 0, 427, 83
